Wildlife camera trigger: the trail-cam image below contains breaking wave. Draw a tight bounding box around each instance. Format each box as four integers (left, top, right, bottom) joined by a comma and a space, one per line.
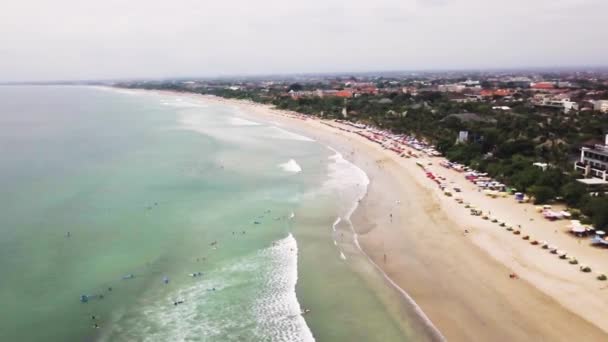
229, 117, 261, 126
267, 127, 315, 142
98, 234, 314, 342
279, 159, 303, 173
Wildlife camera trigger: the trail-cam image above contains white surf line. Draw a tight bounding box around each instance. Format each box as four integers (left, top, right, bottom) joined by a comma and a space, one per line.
332, 217, 341, 231
328, 144, 447, 342
332, 217, 347, 260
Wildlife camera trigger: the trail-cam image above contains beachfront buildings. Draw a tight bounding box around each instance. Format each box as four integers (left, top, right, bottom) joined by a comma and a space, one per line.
594, 100, 608, 113
574, 135, 608, 181
533, 94, 579, 113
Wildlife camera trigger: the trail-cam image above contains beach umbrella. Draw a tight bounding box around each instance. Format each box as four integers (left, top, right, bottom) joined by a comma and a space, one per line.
571, 227, 585, 233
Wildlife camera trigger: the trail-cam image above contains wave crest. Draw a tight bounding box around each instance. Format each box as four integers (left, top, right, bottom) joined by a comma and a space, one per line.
279, 159, 303, 173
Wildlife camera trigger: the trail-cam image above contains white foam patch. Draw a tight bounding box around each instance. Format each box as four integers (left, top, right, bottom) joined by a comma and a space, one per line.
99, 234, 315, 342
251, 234, 315, 342
229, 117, 261, 126
302, 147, 369, 214
267, 127, 315, 142
177, 112, 315, 147
279, 159, 303, 173
162, 100, 208, 108
100, 88, 141, 96
332, 217, 341, 231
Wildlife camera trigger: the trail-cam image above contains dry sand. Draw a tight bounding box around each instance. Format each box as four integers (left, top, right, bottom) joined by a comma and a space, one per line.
151, 91, 608, 341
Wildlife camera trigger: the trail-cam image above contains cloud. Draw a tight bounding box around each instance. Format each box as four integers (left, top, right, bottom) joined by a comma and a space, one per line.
417, 0, 449, 7
0, 0, 607, 81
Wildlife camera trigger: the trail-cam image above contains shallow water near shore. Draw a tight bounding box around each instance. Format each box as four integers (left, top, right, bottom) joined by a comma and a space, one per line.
0, 86, 426, 341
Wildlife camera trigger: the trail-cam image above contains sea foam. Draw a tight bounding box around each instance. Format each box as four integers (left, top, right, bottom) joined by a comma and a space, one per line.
229, 117, 261, 126
99, 234, 315, 342
279, 159, 303, 173
268, 127, 315, 142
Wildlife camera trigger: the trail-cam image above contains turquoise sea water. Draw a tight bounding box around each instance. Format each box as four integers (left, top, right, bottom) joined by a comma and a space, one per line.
0, 86, 420, 341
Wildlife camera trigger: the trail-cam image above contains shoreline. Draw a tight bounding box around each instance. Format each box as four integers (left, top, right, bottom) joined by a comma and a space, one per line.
330, 147, 447, 341
127, 88, 608, 341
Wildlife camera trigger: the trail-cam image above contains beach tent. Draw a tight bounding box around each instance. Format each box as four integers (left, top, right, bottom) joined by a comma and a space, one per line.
590, 236, 608, 247
570, 226, 586, 236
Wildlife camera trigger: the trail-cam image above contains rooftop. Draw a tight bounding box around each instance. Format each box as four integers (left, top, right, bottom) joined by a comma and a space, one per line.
576, 178, 608, 185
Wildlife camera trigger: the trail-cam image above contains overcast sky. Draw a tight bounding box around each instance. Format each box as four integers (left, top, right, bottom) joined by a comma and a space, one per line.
1, 0, 607, 81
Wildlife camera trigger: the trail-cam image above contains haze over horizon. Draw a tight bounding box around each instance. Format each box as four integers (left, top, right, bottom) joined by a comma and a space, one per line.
2, 0, 607, 82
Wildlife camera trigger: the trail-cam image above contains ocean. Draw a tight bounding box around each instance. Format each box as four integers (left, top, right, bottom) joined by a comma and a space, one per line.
0, 86, 419, 341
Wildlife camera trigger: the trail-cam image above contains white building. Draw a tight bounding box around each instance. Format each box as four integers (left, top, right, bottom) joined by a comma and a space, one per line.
594, 100, 608, 113
574, 135, 608, 181
438, 84, 466, 92
533, 95, 579, 113
457, 131, 469, 143
461, 79, 480, 87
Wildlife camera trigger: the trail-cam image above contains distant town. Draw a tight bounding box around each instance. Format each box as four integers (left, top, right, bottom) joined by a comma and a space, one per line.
119, 69, 608, 229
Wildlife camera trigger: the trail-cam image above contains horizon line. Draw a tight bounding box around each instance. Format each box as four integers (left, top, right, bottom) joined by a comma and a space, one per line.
2, 64, 608, 85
